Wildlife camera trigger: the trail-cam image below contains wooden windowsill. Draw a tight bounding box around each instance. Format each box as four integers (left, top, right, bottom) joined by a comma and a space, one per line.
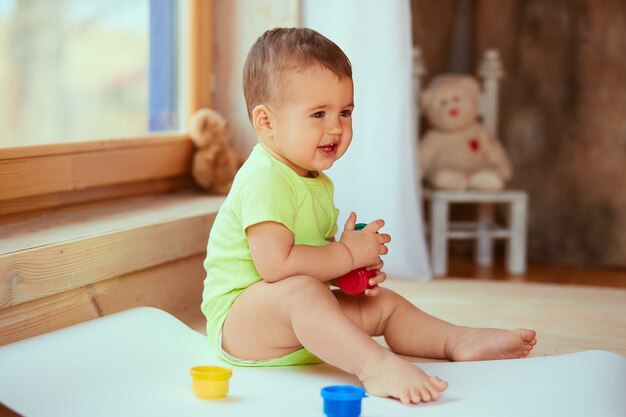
0, 191, 224, 310
0, 135, 195, 213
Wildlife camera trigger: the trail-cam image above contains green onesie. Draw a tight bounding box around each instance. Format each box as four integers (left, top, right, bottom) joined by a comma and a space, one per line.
201, 143, 339, 366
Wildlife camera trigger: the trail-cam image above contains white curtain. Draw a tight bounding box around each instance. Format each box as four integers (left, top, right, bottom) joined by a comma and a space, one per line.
303, 1, 431, 280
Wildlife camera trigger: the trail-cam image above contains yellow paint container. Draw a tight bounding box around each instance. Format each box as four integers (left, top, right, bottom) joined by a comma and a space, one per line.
189, 366, 233, 399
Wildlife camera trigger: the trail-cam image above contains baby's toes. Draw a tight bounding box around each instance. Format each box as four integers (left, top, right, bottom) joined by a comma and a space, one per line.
519, 329, 536, 342
419, 386, 432, 402
400, 389, 412, 405
524, 340, 537, 353
424, 382, 440, 401
409, 387, 422, 404
430, 376, 449, 392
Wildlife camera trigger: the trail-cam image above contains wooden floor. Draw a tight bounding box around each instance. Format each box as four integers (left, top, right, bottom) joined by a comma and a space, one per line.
384, 278, 626, 359
446, 255, 626, 288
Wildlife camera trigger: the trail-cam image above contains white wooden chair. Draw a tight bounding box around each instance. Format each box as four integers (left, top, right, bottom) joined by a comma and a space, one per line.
413, 49, 529, 276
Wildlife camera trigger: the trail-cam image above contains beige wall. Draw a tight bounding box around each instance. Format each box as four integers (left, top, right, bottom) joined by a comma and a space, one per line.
213, 0, 299, 157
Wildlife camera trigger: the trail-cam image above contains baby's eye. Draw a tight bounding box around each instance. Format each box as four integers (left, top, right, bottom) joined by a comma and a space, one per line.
312, 111, 325, 118
452, 95, 460, 103
340, 109, 352, 118
440, 99, 448, 107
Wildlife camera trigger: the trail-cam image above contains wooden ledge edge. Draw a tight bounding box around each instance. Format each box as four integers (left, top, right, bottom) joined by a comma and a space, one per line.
0, 192, 224, 310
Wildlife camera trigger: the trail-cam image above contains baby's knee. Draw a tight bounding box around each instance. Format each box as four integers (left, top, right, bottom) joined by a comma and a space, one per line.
375, 287, 407, 308
283, 275, 328, 296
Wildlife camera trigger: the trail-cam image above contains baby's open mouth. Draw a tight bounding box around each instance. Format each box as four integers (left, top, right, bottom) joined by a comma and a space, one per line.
318, 143, 337, 152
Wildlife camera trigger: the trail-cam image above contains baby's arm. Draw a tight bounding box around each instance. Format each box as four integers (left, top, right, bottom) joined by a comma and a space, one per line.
248, 212, 389, 283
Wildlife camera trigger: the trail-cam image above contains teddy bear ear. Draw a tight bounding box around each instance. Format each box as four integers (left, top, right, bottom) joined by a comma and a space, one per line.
421, 86, 436, 111
457, 76, 481, 97
189, 109, 212, 147
421, 75, 450, 110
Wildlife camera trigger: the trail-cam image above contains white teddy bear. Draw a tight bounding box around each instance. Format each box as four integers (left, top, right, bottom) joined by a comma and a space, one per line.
419, 75, 512, 191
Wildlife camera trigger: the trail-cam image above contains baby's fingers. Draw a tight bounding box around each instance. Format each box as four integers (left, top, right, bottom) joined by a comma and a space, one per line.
366, 258, 384, 271
368, 271, 386, 287
343, 211, 357, 231
377, 233, 392, 244
379, 244, 389, 255
364, 285, 380, 297
363, 219, 385, 233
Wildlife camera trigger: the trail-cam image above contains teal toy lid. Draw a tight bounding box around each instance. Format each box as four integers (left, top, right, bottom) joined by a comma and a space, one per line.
354, 223, 367, 231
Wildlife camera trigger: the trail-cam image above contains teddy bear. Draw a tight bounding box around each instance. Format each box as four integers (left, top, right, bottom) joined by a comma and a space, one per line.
189, 108, 242, 195
419, 75, 512, 191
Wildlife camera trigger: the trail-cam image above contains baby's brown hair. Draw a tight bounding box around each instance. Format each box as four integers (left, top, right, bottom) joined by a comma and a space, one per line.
243, 27, 352, 120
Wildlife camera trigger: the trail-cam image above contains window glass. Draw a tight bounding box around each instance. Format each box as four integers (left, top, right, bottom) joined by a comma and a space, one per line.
0, 0, 185, 147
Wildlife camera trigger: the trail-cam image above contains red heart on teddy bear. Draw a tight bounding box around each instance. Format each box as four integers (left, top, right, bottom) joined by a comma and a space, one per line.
468, 138, 480, 152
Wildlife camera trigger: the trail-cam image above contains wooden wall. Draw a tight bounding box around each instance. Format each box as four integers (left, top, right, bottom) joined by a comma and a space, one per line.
413, 0, 626, 267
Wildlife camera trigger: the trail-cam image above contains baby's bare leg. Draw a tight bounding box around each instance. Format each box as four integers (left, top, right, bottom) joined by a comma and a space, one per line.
335, 288, 537, 362
222, 276, 446, 404
222, 276, 380, 364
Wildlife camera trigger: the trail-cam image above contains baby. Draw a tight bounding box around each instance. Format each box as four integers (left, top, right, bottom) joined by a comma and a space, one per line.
201, 27, 537, 404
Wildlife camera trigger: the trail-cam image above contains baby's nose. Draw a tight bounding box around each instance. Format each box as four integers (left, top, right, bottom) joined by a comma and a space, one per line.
327, 118, 344, 133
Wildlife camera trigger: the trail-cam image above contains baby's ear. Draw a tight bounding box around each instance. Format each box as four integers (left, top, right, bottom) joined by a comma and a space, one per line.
252, 104, 272, 134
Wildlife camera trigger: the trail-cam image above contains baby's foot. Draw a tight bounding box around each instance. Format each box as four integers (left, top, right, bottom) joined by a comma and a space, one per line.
447, 327, 537, 362
358, 353, 448, 404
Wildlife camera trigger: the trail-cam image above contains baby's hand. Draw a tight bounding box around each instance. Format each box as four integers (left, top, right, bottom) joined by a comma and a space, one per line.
339, 212, 391, 269
364, 261, 387, 297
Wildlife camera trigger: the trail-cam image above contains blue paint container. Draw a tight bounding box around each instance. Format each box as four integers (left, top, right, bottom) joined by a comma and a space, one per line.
321, 385, 367, 417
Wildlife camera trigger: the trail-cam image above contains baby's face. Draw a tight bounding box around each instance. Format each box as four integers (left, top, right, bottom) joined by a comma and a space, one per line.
264, 65, 354, 176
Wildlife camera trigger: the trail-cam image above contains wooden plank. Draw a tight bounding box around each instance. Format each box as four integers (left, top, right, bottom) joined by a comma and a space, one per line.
0, 193, 222, 253
0, 134, 188, 160
0, 176, 193, 221
0, 216, 209, 309
0, 255, 206, 346
91, 254, 205, 319
0, 139, 194, 201
188, 0, 214, 116
0, 194, 223, 308
0, 287, 99, 346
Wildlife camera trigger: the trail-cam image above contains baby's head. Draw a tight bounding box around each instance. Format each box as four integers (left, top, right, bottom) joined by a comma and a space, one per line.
243, 28, 354, 176
243, 27, 352, 120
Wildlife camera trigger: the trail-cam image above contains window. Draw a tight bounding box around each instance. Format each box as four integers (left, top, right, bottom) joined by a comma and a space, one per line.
0, 0, 189, 147
0, 0, 212, 218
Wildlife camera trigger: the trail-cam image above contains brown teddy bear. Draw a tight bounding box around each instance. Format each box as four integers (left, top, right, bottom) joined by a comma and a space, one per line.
419, 75, 512, 191
189, 108, 242, 195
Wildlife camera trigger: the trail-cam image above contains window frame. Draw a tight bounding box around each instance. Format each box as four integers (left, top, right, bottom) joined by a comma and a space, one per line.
0, 0, 213, 219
